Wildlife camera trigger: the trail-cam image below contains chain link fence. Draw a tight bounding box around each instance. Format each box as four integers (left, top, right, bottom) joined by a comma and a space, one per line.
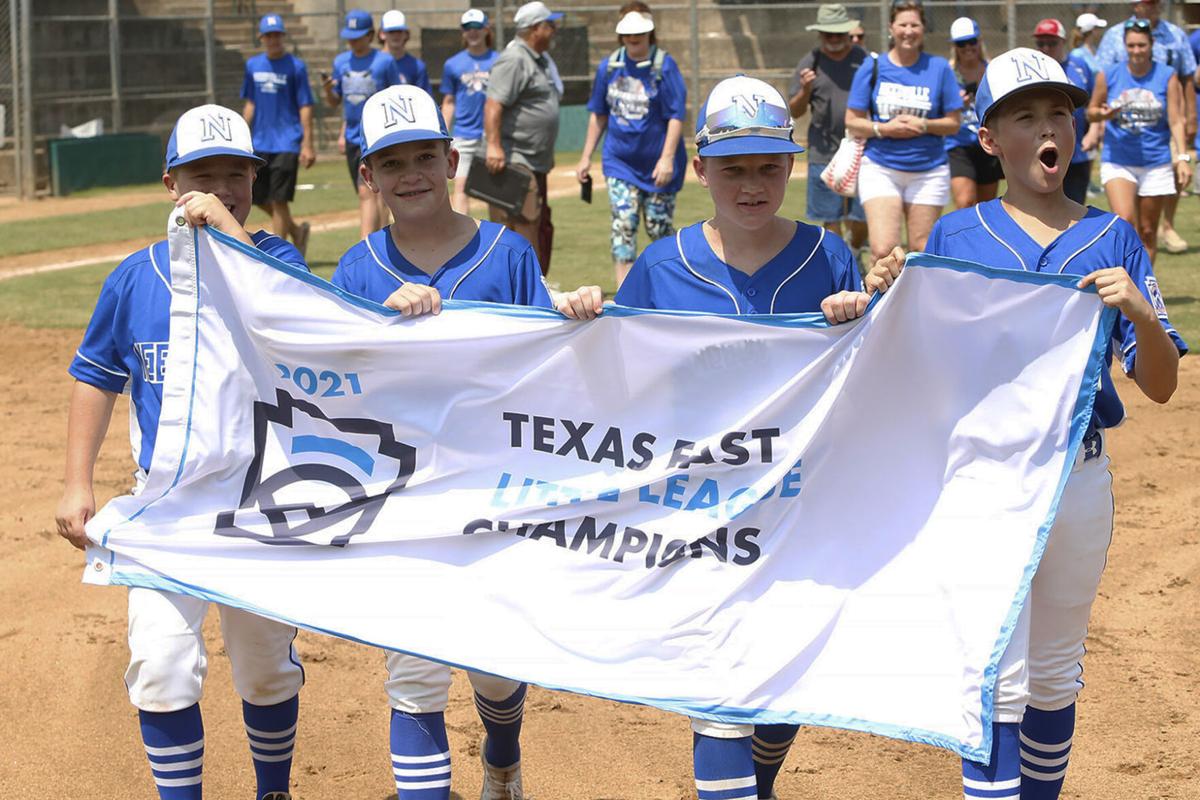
3, 0, 1194, 197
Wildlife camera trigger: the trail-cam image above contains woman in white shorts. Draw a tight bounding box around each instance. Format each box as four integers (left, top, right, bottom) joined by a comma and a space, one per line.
1088, 19, 1191, 262
844, 0, 962, 260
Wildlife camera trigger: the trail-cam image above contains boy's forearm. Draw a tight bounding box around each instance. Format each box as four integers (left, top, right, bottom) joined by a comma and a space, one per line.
63, 382, 118, 491
581, 114, 606, 161
659, 118, 682, 160
1130, 320, 1180, 403
441, 96, 456, 130
242, 100, 255, 125
300, 104, 313, 148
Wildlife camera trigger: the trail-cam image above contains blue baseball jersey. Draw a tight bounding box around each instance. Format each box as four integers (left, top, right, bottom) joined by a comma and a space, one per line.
847, 52, 963, 172
945, 65, 984, 151
1097, 17, 1197, 79
241, 52, 315, 154
390, 52, 432, 94
331, 220, 553, 308
1102, 61, 1174, 168
70, 232, 308, 474
586, 49, 688, 195
614, 220, 862, 313
926, 201, 1187, 430
1063, 56, 1095, 165
441, 49, 499, 139
332, 49, 396, 147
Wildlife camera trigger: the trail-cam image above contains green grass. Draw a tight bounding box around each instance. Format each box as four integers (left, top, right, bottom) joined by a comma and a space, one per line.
2, 172, 1197, 345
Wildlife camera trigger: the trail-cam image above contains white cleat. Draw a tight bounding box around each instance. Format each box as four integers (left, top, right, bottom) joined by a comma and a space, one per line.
479, 743, 525, 800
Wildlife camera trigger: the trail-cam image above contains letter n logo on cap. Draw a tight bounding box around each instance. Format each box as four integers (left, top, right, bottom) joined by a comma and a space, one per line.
1011, 52, 1050, 84
382, 97, 417, 128
200, 113, 234, 143
731, 93, 766, 119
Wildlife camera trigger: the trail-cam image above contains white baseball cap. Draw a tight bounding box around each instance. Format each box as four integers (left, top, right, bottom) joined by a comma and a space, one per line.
461, 9, 488, 28
381, 10, 408, 32
1075, 12, 1108, 33
360, 85, 451, 161
514, 2, 563, 29
949, 17, 980, 43
975, 48, 1090, 125
695, 76, 803, 157
615, 11, 654, 35
165, 104, 263, 170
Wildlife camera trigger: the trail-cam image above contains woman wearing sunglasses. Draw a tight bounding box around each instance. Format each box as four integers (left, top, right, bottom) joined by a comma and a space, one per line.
945, 17, 1001, 208
845, 0, 962, 262
1088, 17, 1192, 262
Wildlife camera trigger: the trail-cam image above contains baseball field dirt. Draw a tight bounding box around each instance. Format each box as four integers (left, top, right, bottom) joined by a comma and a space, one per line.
0, 322, 1195, 799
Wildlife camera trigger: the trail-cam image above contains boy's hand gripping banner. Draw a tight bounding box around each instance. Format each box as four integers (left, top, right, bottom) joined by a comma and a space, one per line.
84, 215, 1113, 761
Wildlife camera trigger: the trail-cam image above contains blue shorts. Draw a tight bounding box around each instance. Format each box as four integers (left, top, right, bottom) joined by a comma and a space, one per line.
806, 160, 865, 224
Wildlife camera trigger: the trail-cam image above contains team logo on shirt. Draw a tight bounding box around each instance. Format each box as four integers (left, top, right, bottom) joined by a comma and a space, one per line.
342, 70, 379, 105
460, 67, 490, 94
253, 71, 289, 95
1144, 276, 1168, 319
214, 388, 418, 547
135, 341, 169, 384
607, 76, 652, 122
876, 82, 932, 119
199, 112, 234, 143
1113, 88, 1163, 132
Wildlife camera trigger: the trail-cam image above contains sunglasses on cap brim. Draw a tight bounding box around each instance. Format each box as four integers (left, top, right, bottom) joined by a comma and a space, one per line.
696, 102, 794, 145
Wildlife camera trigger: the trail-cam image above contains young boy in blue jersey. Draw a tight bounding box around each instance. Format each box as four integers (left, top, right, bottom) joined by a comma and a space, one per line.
322, 8, 397, 239
442, 9, 499, 214
613, 75, 866, 800
55, 105, 310, 800
866, 48, 1185, 800
380, 10, 433, 93
329, 84, 601, 800
242, 13, 316, 255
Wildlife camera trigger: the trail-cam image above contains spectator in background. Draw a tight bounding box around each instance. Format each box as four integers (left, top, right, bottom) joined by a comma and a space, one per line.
945, 18, 999, 209
1072, 12, 1108, 73
380, 10, 432, 93
1033, 19, 1103, 205
1090, 18, 1192, 263
850, 22, 869, 55
1096, 0, 1196, 253
576, 2, 687, 287
442, 9, 499, 214
788, 3, 868, 255
485, 1, 564, 271
242, 13, 316, 255
845, 0, 962, 261
322, 9, 396, 238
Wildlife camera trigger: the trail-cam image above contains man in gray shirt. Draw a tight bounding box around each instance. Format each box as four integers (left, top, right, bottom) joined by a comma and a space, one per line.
789, 4, 868, 253
484, 1, 564, 270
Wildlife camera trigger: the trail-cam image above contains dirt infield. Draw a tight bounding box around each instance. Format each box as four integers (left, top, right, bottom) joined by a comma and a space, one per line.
0, 322, 1195, 800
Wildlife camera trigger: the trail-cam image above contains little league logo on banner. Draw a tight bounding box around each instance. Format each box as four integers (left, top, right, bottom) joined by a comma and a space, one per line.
84, 213, 1114, 762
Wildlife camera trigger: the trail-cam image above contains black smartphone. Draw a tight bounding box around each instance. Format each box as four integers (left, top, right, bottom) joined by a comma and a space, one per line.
320, 71, 331, 83
580, 174, 593, 204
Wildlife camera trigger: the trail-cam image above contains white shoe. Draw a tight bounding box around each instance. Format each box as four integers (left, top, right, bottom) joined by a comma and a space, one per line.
1159, 223, 1188, 254
479, 743, 525, 800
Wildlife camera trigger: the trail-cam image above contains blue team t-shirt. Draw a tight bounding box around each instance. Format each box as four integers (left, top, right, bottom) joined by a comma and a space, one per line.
332, 49, 396, 148
614, 220, 862, 313
390, 52, 432, 94
847, 52, 963, 172
1063, 56, 1095, 165
586, 48, 688, 195
926, 200, 1187, 430
1102, 61, 1174, 168
69, 232, 307, 474
441, 49, 500, 140
331, 220, 553, 308
240, 53, 315, 154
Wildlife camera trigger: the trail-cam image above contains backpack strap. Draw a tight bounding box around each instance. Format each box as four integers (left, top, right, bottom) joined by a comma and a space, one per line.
869, 53, 880, 118
606, 45, 666, 83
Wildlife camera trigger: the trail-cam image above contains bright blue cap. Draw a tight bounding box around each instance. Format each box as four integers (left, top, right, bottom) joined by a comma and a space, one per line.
258, 14, 285, 35
694, 76, 803, 157
359, 85, 452, 161
341, 9, 374, 39
166, 104, 265, 170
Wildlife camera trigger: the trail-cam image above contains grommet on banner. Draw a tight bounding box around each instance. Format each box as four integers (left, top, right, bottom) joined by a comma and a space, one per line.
175, 215, 186, 227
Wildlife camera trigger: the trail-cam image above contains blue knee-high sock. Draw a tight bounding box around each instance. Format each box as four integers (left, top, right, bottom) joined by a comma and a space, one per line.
693, 733, 757, 800
1020, 704, 1076, 800
390, 709, 451, 800
752, 724, 798, 799
475, 684, 526, 768
243, 695, 299, 799
139, 704, 204, 800
962, 722, 1021, 800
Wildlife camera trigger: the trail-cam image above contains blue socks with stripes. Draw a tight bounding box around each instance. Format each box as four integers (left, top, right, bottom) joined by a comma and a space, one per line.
693, 733, 758, 800
475, 684, 527, 768
243, 695, 299, 799
1020, 704, 1075, 799
752, 723, 797, 798
139, 705, 204, 799
962, 722, 1021, 800
390, 709, 452, 799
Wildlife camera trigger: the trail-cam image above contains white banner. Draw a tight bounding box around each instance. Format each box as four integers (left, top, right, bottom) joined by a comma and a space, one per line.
84, 214, 1114, 761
